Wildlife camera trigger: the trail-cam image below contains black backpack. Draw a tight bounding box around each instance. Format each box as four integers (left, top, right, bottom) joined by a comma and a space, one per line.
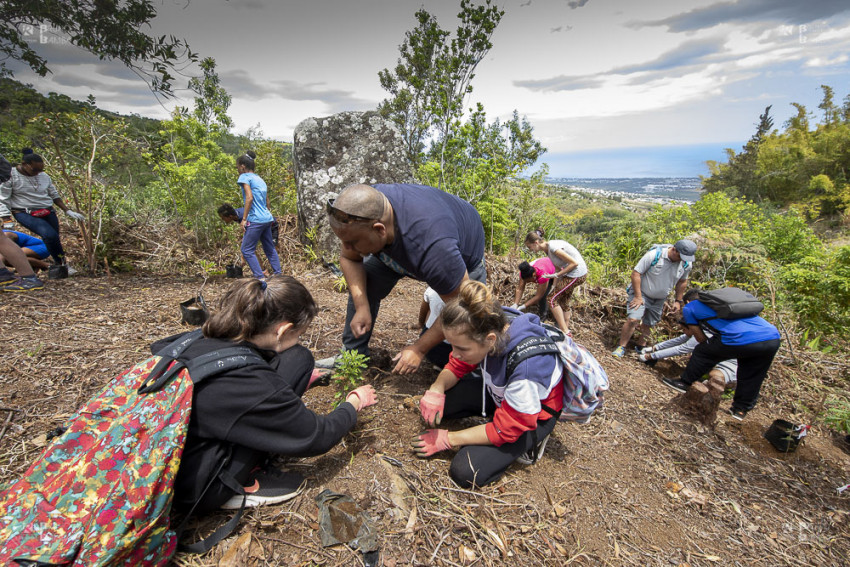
697, 287, 764, 319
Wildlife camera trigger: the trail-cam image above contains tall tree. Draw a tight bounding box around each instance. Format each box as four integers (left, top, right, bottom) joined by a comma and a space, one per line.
0, 0, 194, 96
378, 0, 504, 174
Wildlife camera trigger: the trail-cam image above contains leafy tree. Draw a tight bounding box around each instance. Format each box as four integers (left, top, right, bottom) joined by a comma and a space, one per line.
0, 0, 194, 96
703, 105, 773, 201
29, 107, 141, 271
147, 58, 235, 245
377, 9, 446, 168
378, 0, 504, 173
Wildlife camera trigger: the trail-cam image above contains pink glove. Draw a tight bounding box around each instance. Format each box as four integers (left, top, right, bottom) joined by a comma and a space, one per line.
419, 390, 446, 426
412, 429, 452, 458
348, 385, 377, 410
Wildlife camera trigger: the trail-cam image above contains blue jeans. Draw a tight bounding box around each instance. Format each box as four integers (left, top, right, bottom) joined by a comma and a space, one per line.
342, 255, 487, 356
13, 209, 64, 263
241, 221, 281, 279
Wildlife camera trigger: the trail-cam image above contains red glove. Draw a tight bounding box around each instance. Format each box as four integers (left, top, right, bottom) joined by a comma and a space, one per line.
348, 385, 377, 410
412, 429, 452, 458
419, 390, 445, 427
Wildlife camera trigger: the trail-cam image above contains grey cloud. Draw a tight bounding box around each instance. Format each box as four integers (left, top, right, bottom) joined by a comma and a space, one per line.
516, 37, 726, 92
567, 0, 590, 9
550, 25, 573, 33
220, 70, 375, 112
514, 75, 605, 92
49, 71, 159, 106
630, 0, 850, 32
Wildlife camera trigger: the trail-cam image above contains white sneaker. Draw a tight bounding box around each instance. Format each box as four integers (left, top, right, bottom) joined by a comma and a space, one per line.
314, 355, 338, 369
66, 265, 78, 276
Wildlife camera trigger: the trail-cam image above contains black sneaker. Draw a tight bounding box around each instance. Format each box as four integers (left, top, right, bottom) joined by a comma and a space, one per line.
729, 407, 748, 421
662, 377, 690, 393
221, 469, 305, 509
516, 432, 551, 465
0, 267, 15, 285
48, 264, 68, 280
2, 276, 44, 292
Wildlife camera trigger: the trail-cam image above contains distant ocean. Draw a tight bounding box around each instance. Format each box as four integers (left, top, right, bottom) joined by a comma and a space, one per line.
546, 177, 703, 203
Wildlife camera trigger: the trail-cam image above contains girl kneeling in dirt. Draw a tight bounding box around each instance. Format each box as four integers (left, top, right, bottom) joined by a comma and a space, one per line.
151, 276, 376, 512
412, 280, 564, 488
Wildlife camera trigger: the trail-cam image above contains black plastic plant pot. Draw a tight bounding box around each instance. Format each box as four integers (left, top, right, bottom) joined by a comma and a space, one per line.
180, 294, 209, 326
763, 419, 802, 453
226, 264, 243, 278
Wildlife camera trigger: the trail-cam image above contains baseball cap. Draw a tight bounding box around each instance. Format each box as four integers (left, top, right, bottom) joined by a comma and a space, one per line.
673, 239, 697, 262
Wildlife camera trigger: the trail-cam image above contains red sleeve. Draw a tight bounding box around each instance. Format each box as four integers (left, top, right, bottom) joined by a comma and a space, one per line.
484, 380, 564, 446
445, 352, 476, 379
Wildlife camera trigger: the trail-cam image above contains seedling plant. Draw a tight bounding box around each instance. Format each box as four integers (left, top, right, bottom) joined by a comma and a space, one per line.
332, 349, 369, 408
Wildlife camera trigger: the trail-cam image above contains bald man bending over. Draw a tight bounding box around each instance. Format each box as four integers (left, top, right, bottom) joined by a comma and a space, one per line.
323, 183, 486, 375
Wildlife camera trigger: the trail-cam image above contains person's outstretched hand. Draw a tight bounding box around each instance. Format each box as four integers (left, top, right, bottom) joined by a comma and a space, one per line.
411, 429, 452, 458
542, 273, 557, 279
346, 385, 377, 411
392, 345, 423, 375
516, 304, 526, 312
65, 210, 85, 221
419, 390, 445, 427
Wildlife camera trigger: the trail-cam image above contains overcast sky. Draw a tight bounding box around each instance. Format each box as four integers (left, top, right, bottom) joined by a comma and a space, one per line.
9, 0, 850, 177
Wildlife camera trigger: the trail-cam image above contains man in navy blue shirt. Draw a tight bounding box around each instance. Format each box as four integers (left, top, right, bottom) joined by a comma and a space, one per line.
323, 183, 486, 375
662, 294, 781, 420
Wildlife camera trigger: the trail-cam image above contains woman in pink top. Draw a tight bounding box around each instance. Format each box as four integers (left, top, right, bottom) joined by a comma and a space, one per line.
512, 257, 556, 321
524, 229, 588, 336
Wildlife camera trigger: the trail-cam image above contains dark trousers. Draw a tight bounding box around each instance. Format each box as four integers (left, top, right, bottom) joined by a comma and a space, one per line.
342, 255, 487, 356
176, 345, 312, 513
681, 336, 780, 411
442, 374, 558, 489
13, 209, 64, 263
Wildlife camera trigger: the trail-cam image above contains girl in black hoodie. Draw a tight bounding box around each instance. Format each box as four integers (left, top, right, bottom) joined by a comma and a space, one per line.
153, 276, 376, 512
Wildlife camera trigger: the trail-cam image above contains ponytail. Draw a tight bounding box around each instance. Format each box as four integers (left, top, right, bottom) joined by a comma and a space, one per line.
441, 281, 508, 352
204, 275, 317, 342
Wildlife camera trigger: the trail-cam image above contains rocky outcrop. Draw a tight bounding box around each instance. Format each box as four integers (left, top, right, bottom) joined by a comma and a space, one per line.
293, 111, 412, 256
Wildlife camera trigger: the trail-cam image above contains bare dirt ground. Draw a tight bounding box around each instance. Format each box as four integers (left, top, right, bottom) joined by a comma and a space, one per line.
2, 259, 849, 566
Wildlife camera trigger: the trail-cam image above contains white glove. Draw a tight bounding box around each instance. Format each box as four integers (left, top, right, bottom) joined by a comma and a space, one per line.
640, 346, 654, 355
66, 210, 85, 221
509, 303, 519, 309
542, 273, 557, 279
517, 304, 526, 312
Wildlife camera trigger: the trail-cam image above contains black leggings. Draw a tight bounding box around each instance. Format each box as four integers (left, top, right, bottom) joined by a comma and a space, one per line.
443, 374, 558, 488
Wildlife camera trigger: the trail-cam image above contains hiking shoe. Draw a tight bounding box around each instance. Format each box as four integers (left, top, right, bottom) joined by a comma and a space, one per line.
2, 276, 44, 292
662, 377, 689, 393
0, 267, 16, 285
314, 355, 338, 369
516, 432, 552, 465
611, 346, 626, 358
729, 407, 748, 421
221, 469, 305, 509
48, 263, 68, 280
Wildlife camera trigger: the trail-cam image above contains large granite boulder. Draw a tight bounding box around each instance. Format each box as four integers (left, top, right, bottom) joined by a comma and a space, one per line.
293, 111, 412, 256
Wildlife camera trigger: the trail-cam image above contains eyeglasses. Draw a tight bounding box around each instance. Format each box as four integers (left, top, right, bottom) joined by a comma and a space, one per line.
326, 199, 379, 224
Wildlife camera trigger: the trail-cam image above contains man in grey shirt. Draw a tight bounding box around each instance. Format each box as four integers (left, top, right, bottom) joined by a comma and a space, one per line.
611, 239, 697, 358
